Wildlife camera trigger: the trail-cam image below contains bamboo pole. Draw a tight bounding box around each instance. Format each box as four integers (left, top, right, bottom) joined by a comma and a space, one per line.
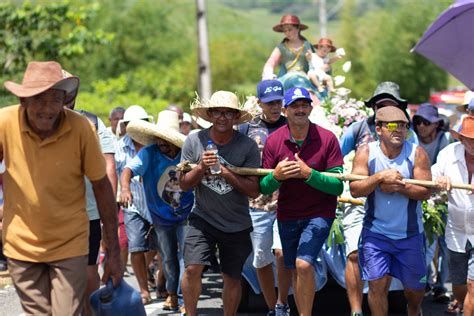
177, 161, 473, 191
337, 197, 364, 206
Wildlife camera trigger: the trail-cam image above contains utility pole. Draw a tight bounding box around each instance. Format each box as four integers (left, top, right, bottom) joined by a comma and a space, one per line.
319, 0, 327, 38
196, 0, 212, 100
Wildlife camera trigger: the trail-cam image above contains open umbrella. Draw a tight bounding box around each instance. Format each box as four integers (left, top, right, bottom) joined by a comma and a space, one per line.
411, 0, 474, 89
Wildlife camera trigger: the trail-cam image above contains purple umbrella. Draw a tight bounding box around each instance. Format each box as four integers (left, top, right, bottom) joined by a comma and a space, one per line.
412, 0, 474, 89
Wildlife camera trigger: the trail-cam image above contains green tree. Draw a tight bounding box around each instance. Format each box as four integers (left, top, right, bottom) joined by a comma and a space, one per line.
0, 1, 112, 106
338, 0, 373, 99
367, 0, 450, 103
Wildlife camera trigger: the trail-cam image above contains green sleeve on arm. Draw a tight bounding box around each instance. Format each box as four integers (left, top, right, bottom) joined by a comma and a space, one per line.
304, 166, 344, 196
259, 172, 282, 195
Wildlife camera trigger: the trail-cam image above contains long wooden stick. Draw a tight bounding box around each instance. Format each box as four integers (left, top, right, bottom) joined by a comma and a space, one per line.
177, 161, 473, 191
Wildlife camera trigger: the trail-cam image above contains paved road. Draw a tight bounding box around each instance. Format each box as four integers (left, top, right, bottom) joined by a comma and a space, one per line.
0, 266, 455, 315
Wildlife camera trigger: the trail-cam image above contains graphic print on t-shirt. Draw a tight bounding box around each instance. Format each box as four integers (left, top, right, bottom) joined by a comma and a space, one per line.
157, 166, 184, 215
201, 156, 234, 195
247, 127, 269, 154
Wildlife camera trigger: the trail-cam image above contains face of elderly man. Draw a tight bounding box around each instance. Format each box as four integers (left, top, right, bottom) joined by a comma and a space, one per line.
21, 89, 65, 138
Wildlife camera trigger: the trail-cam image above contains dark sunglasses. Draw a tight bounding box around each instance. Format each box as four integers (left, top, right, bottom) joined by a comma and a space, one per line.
413, 117, 432, 126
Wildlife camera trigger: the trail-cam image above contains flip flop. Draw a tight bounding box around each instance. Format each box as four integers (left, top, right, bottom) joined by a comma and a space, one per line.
445, 300, 463, 314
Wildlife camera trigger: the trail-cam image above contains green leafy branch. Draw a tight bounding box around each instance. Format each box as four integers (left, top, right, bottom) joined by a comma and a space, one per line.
422, 192, 448, 246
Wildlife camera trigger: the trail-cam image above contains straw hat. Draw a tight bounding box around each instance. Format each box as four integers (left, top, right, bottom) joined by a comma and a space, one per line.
272, 14, 308, 32
192, 115, 213, 129
191, 91, 253, 125
450, 116, 474, 141
4, 61, 79, 99
126, 110, 186, 148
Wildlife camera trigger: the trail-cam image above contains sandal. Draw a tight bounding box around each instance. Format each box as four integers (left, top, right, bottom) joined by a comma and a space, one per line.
156, 287, 168, 300
445, 300, 463, 314
434, 291, 451, 304
141, 295, 152, 305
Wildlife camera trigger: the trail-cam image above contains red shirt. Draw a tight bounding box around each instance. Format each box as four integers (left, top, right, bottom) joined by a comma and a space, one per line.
262, 123, 343, 221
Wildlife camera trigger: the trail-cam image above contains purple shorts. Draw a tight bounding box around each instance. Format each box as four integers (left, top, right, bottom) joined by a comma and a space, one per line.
358, 228, 427, 290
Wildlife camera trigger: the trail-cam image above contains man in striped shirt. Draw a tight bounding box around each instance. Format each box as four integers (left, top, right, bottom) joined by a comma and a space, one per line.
115, 106, 157, 305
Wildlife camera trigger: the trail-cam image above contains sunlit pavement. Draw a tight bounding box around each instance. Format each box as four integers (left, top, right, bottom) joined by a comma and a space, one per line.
0, 265, 454, 315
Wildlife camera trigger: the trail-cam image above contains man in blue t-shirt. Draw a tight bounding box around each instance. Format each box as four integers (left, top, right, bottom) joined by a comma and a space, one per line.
120, 110, 192, 313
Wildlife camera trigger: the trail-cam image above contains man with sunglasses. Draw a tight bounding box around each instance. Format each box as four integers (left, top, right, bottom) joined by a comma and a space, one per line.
412, 103, 452, 304
413, 103, 451, 165
350, 106, 432, 316
180, 91, 261, 316
238, 80, 292, 316
339, 81, 418, 316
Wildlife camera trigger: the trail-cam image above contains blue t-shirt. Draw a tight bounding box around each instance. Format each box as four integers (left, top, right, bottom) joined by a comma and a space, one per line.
126, 144, 193, 226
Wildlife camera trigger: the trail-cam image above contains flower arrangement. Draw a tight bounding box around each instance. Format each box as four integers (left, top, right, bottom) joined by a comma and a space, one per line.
422, 192, 448, 246
320, 87, 371, 138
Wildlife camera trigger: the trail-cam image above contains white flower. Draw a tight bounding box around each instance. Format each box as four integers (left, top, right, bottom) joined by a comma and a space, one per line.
334, 75, 346, 86
336, 48, 346, 57
342, 61, 351, 73
334, 88, 351, 97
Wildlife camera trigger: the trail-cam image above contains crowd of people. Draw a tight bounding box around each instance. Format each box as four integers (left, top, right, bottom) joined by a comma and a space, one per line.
1, 13, 474, 316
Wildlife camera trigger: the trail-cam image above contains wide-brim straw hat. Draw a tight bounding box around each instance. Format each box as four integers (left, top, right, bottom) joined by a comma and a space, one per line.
126, 110, 186, 148
192, 115, 213, 129
273, 14, 308, 32
4, 61, 79, 99
450, 116, 474, 141
191, 91, 253, 125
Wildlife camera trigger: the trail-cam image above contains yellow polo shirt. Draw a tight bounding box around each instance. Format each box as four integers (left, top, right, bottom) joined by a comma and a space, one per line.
0, 105, 106, 262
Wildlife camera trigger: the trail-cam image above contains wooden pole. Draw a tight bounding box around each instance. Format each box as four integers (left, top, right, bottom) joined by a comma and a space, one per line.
177, 161, 472, 191
196, 0, 212, 101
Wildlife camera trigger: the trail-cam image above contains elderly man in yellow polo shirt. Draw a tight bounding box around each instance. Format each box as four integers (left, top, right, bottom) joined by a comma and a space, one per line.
0, 61, 123, 315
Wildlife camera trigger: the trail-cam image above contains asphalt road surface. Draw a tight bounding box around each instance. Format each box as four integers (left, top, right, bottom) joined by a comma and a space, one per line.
0, 265, 455, 315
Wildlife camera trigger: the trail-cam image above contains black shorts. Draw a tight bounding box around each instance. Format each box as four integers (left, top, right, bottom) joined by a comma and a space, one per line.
184, 214, 252, 279
88, 219, 102, 266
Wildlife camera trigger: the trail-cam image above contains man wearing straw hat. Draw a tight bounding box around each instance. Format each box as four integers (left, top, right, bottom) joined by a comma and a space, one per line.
260, 87, 344, 315
0, 61, 122, 314
180, 90, 261, 316
122, 110, 193, 313
350, 106, 432, 316
433, 116, 474, 316
115, 105, 158, 306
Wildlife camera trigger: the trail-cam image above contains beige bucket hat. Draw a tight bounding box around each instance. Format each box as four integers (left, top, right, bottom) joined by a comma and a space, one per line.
126, 110, 186, 148
191, 90, 253, 125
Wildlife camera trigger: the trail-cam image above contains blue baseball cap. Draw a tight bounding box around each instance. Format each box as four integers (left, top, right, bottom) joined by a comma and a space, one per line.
284, 87, 312, 107
257, 80, 284, 103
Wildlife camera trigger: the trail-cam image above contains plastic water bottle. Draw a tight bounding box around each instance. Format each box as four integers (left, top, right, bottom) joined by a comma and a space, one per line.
206, 140, 221, 174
